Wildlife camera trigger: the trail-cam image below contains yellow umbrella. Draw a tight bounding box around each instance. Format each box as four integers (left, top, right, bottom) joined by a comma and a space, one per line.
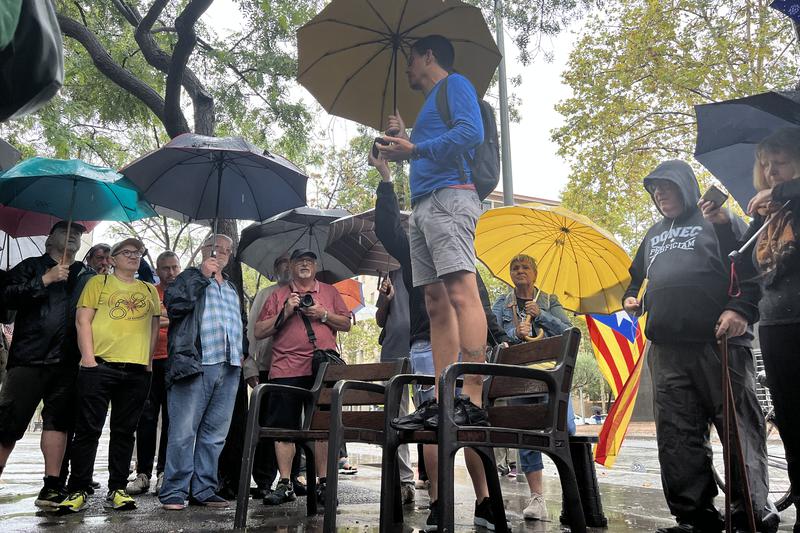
475, 203, 632, 315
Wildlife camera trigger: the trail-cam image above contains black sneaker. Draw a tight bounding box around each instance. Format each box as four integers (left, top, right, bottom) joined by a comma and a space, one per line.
263, 480, 296, 506
426, 395, 489, 429
424, 499, 438, 532
316, 482, 326, 507
391, 399, 438, 430
474, 497, 508, 531
35, 486, 67, 509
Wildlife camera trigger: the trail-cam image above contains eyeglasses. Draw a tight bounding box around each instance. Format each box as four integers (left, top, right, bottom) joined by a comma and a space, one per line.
114, 249, 144, 259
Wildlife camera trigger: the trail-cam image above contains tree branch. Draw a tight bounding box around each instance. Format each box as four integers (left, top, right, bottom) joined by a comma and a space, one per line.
165, 0, 215, 137
57, 14, 176, 129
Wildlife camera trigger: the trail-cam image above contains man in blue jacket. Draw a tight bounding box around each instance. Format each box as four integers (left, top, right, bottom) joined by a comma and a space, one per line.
378, 35, 488, 435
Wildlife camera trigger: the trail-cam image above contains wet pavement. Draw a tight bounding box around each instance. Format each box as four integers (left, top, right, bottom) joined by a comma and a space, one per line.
0, 430, 796, 532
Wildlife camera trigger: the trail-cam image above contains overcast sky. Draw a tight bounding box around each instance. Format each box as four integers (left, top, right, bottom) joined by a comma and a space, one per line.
206, 0, 577, 202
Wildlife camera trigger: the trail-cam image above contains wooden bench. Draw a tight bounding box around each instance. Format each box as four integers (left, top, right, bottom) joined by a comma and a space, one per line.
380, 329, 587, 533
234, 358, 408, 531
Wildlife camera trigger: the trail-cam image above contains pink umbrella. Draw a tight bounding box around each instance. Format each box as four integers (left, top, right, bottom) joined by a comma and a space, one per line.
0, 206, 98, 238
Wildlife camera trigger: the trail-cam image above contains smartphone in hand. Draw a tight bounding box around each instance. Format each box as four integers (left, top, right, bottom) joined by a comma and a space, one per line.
701, 184, 729, 207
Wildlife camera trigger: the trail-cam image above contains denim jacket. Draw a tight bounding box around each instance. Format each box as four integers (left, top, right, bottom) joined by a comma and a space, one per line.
491, 289, 571, 341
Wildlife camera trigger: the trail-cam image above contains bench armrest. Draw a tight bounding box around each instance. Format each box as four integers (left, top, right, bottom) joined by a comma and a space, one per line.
329, 380, 387, 431
385, 373, 434, 419
248, 383, 316, 431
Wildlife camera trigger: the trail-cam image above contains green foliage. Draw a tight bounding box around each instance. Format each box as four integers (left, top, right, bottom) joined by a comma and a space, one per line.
554, 0, 799, 251
337, 319, 382, 364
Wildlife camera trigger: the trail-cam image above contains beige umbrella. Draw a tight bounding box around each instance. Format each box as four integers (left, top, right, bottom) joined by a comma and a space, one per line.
297, 0, 501, 131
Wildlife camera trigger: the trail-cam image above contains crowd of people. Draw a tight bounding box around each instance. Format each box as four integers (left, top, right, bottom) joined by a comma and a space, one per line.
0, 32, 797, 533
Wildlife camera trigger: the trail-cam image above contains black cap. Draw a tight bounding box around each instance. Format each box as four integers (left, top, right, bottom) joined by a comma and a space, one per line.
49, 220, 87, 235
290, 248, 317, 261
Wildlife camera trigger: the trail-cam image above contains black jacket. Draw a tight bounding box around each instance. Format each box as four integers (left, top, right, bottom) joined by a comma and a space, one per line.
624, 160, 760, 346
3, 254, 88, 366
164, 267, 249, 388
374, 181, 511, 347
714, 178, 800, 325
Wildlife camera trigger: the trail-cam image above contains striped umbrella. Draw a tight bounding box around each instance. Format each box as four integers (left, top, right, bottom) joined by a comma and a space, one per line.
325, 208, 409, 276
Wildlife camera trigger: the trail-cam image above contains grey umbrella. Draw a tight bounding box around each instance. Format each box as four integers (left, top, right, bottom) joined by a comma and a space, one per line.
121, 133, 308, 240
325, 208, 409, 276
694, 90, 800, 209
0, 231, 45, 269
238, 206, 354, 282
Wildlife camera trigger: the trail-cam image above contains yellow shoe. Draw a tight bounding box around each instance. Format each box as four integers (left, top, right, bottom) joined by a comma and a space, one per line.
105, 489, 136, 510
56, 491, 88, 513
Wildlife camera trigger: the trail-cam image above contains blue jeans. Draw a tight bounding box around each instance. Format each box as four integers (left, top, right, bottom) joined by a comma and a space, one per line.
159, 362, 240, 503
517, 397, 577, 474
409, 340, 463, 405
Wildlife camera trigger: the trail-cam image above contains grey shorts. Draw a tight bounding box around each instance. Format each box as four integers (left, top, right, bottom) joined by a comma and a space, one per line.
409, 187, 482, 287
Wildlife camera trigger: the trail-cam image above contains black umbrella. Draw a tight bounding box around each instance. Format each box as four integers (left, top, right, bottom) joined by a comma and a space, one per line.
121, 133, 308, 240
238, 206, 354, 282
694, 90, 800, 209
325, 208, 409, 276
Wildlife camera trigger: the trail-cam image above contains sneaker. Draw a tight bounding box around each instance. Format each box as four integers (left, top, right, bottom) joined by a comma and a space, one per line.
162, 501, 186, 511
523, 493, 548, 521
126, 473, 150, 495
57, 490, 89, 513
507, 465, 517, 478
316, 481, 327, 507
35, 486, 67, 509
105, 489, 137, 510
401, 482, 415, 505
392, 399, 438, 430
154, 472, 164, 494
338, 459, 358, 475
424, 499, 438, 532
191, 493, 229, 508
263, 480, 296, 506
474, 497, 508, 531
426, 395, 489, 429
497, 464, 510, 476
292, 476, 308, 496
415, 479, 430, 490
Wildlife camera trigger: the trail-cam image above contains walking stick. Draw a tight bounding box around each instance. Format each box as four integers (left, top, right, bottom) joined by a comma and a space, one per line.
719, 336, 757, 533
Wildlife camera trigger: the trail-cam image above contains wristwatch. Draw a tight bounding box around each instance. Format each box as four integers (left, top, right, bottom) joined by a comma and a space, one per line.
321, 310, 329, 323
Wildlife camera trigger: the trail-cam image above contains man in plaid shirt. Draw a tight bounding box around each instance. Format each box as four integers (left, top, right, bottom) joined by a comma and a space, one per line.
160, 234, 245, 510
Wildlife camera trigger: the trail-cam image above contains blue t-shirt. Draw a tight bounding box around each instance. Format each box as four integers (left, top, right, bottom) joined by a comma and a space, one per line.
409, 74, 484, 201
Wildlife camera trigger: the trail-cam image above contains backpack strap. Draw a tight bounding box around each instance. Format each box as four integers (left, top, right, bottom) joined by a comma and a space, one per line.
434, 75, 470, 184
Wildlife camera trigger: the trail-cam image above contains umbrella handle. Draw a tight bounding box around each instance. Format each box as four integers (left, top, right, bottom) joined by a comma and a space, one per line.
522, 314, 544, 342
729, 201, 790, 261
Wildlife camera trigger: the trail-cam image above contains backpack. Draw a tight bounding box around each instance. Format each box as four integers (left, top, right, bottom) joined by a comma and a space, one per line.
435, 75, 500, 200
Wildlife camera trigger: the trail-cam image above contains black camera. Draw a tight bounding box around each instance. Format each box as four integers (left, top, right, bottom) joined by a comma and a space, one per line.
299, 294, 315, 308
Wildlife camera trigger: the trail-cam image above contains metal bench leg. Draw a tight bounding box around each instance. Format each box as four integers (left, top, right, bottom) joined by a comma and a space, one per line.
234, 391, 262, 529
323, 433, 342, 532
379, 432, 403, 530
552, 448, 587, 533
437, 445, 457, 533
560, 440, 608, 528
302, 442, 318, 516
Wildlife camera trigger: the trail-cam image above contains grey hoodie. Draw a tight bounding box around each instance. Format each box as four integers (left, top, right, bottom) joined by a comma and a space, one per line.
624, 160, 760, 346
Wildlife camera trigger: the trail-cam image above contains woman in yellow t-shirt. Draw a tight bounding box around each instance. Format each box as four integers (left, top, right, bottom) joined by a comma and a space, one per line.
58, 238, 160, 513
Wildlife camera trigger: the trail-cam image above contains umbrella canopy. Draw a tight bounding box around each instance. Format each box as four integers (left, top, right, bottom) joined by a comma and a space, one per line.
0, 139, 21, 171
333, 278, 365, 314
770, 1, 800, 22
0, 205, 98, 238
694, 90, 800, 209
0, 157, 156, 222
0, 232, 45, 269
238, 206, 354, 282
475, 203, 632, 315
297, 0, 501, 130
121, 133, 308, 227
325, 208, 409, 276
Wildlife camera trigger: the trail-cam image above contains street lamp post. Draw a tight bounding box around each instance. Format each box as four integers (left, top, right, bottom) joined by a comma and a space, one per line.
495, 0, 514, 206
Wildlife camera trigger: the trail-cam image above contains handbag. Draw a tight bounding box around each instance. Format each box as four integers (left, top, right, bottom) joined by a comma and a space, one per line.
300, 312, 345, 376
0, 0, 64, 121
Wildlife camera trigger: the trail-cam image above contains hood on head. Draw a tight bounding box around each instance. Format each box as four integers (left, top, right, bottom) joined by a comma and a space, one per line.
642, 160, 701, 218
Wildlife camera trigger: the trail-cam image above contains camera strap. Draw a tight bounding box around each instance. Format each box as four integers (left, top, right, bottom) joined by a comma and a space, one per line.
300, 312, 318, 349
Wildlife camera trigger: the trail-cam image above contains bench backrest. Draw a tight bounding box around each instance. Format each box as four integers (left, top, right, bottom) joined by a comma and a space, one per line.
485, 328, 581, 432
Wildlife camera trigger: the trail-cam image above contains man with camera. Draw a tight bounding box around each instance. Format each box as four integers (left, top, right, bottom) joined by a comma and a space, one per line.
254, 248, 350, 508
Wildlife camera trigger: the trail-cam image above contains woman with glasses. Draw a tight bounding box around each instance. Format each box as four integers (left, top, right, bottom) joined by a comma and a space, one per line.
58, 238, 160, 513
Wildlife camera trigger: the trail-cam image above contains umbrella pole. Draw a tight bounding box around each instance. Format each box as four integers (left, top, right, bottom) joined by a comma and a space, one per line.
61, 180, 78, 265
212, 153, 224, 260
729, 201, 790, 262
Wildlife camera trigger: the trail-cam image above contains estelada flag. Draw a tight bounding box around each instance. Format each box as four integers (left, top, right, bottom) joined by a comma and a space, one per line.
584, 311, 648, 467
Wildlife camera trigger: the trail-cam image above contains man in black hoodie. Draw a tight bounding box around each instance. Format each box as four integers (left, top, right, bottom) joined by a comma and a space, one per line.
624, 160, 776, 533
